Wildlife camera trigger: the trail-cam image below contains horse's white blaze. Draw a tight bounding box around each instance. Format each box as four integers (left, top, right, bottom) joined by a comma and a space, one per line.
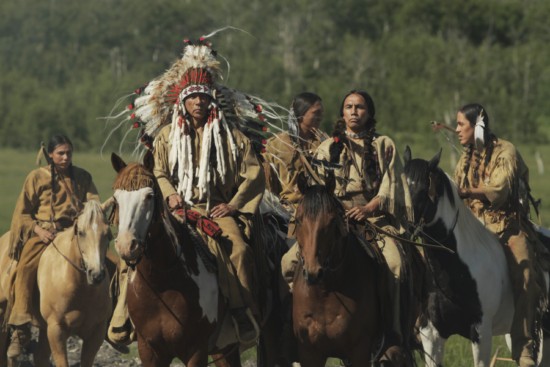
115, 188, 154, 244
190, 256, 218, 323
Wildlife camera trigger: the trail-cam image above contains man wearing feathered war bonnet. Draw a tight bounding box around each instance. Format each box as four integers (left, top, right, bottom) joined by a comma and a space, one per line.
140, 39, 265, 342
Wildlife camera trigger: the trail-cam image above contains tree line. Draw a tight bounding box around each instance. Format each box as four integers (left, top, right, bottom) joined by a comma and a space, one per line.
0, 0, 549, 152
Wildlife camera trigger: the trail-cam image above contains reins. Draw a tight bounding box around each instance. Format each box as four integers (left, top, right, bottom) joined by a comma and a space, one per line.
50, 222, 88, 274
367, 221, 456, 254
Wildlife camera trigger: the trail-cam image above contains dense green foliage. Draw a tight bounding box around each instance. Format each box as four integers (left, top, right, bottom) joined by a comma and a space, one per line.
0, 0, 549, 151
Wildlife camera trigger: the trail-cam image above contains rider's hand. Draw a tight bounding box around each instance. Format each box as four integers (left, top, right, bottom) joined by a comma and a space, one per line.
346, 197, 379, 222
34, 225, 55, 244
346, 205, 370, 222
167, 193, 183, 210
209, 203, 237, 218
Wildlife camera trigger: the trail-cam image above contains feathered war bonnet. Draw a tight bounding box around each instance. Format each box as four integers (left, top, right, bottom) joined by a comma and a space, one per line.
131, 38, 238, 208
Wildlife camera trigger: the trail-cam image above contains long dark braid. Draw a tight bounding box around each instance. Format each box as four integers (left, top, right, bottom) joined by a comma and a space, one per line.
362, 125, 381, 192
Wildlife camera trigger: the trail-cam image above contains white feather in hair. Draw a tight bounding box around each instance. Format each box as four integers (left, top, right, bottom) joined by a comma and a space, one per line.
474, 110, 486, 152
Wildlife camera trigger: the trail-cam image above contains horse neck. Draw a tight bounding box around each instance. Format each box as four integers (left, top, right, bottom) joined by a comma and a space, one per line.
140, 215, 198, 276
54, 227, 78, 258
429, 175, 500, 254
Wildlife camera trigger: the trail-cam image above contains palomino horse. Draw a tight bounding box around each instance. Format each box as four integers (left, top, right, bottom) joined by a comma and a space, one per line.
403, 147, 547, 367
110, 153, 248, 367
0, 199, 112, 367
291, 174, 387, 366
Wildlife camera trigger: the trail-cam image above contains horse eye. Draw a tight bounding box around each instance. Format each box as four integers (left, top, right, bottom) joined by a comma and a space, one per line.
78, 231, 86, 237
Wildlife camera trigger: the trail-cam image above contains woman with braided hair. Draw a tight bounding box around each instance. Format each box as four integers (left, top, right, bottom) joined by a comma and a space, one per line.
313, 90, 415, 364
5, 134, 99, 358
454, 103, 546, 367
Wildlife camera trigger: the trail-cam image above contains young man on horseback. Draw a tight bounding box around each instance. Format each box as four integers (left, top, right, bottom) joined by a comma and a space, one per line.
313, 90, 415, 364
264, 92, 326, 284
454, 103, 548, 367
5, 134, 100, 358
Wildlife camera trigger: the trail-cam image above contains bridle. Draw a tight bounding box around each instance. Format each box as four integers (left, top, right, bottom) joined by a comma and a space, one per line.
296, 210, 349, 283
50, 221, 91, 275
408, 171, 460, 248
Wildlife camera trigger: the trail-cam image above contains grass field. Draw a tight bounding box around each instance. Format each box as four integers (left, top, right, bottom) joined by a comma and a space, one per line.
1, 141, 549, 365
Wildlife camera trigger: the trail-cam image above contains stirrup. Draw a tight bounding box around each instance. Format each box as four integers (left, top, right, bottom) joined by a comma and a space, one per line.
231, 308, 260, 345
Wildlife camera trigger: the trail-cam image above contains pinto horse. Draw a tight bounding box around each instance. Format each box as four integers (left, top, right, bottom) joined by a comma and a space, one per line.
291, 174, 389, 366
0, 200, 112, 367
403, 147, 547, 367
110, 152, 242, 367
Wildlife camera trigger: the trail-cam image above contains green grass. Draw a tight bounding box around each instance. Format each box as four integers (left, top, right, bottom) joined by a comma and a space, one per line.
0, 144, 546, 365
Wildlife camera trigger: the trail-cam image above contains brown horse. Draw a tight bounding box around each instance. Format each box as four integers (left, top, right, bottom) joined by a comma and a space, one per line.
292, 175, 390, 367
0, 200, 112, 367
110, 153, 252, 367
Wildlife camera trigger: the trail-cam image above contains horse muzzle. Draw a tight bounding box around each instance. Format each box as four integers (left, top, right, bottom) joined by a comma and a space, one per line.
303, 267, 324, 285
86, 267, 106, 286
115, 233, 145, 262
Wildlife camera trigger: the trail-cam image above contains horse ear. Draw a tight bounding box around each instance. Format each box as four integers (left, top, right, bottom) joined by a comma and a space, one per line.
111, 153, 127, 173
143, 150, 155, 172
297, 172, 309, 195
428, 148, 442, 171
325, 170, 336, 194
403, 145, 412, 166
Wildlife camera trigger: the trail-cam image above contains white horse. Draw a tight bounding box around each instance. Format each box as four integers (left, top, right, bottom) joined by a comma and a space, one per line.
403, 147, 547, 367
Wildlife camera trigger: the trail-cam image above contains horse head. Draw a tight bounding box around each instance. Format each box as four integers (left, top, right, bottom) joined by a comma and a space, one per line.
111, 152, 157, 264
403, 146, 446, 226
76, 200, 112, 285
295, 172, 347, 285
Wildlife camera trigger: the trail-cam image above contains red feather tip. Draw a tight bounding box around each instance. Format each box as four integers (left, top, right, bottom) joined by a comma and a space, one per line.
133, 122, 140, 129
199, 37, 205, 42
127, 104, 134, 110
130, 113, 136, 119
334, 137, 340, 143
255, 104, 263, 112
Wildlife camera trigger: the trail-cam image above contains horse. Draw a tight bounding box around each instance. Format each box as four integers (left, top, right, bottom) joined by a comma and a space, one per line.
110, 152, 291, 367
291, 173, 388, 366
403, 147, 547, 367
0, 199, 113, 367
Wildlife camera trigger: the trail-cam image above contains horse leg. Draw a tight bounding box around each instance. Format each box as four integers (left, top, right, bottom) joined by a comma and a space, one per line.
350, 337, 374, 367
419, 323, 445, 367
0, 310, 8, 367
80, 322, 107, 367
33, 329, 51, 367
211, 345, 241, 367
46, 322, 70, 367
298, 347, 326, 367
471, 321, 492, 367
137, 336, 172, 367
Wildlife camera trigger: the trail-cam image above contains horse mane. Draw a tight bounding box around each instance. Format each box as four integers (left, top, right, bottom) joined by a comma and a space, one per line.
299, 185, 344, 219
78, 200, 105, 230
112, 162, 155, 191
